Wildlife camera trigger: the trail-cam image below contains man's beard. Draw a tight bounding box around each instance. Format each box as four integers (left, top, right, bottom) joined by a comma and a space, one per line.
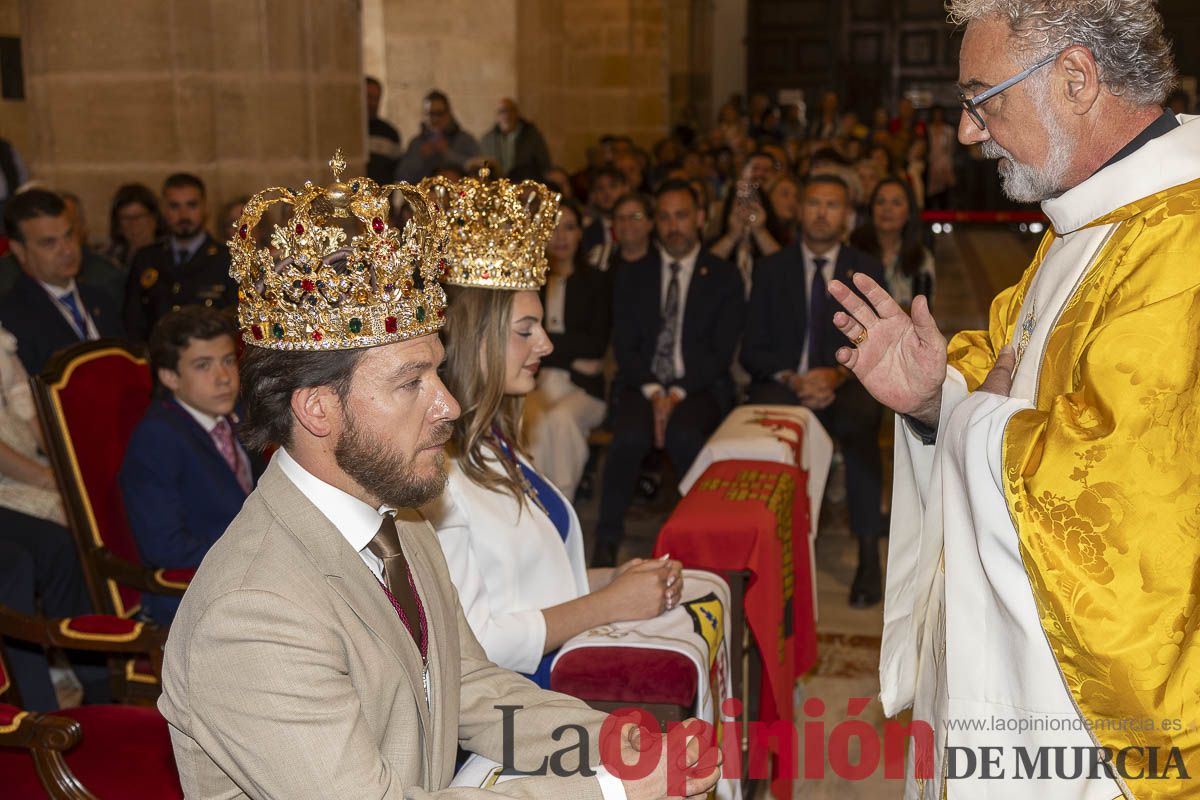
981, 98, 1072, 203
334, 408, 451, 510
171, 221, 200, 239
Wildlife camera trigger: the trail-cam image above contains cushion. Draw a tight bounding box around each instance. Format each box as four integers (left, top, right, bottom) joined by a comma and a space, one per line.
0, 704, 181, 799
551, 646, 698, 708
60, 615, 142, 641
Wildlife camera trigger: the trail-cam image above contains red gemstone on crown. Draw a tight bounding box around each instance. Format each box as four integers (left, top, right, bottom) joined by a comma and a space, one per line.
372, 217, 384, 233
250, 324, 263, 340
385, 316, 398, 333
239, 225, 248, 239
312, 330, 323, 341
295, 223, 304, 234
436, 308, 445, 319
302, 279, 315, 292
481, 271, 491, 280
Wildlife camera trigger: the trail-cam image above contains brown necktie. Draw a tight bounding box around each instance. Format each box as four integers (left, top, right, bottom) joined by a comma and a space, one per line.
367, 514, 424, 653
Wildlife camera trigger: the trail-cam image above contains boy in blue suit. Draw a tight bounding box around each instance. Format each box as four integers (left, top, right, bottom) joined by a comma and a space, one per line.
120, 306, 257, 623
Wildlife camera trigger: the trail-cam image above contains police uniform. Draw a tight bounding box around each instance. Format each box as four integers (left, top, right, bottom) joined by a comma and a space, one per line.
124, 234, 236, 342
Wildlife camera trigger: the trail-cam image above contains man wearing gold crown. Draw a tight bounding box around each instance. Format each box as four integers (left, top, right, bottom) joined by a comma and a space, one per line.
828, 2, 1200, 798
157, 156, 719, 800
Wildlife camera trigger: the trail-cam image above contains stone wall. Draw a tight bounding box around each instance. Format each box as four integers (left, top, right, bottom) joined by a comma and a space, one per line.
517, 0, 670, 171
0, 1, 29, 159
17, 0, 364, 241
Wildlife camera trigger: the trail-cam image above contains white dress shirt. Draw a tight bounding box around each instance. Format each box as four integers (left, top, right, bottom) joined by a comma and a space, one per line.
39, 280, 99, 341
275, 447, 386, 581
642, 242, 700, 400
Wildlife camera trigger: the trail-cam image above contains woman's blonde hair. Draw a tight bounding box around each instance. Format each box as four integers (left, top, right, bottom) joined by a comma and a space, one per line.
440, 285, 529, 504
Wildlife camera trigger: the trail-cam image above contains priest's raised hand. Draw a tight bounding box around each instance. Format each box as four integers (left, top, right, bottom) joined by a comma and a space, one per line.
828, 271, 947, 427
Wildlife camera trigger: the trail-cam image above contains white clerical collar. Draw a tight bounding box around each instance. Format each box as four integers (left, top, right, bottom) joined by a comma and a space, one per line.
1043, 114, 1200, 234
174, 397, 221, 434
275, 447, 387, 554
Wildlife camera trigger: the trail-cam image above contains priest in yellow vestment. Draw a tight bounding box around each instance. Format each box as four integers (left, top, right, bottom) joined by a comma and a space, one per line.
828, 2, 1200, 798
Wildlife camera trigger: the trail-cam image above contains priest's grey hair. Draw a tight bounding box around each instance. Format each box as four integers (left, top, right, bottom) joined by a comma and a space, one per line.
946, 0, 1177, 105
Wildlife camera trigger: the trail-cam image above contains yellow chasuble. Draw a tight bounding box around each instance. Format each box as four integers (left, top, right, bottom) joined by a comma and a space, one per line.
882, 115, 1200, 800
948, 176, 1200, 797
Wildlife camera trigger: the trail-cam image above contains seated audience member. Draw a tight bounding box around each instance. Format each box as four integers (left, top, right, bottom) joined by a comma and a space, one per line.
524, 200, 613, 501
740, 174, 887, 607
709, 182, 781, 296
427, 255, 678, 687
581, 165, 628, 271
0, 189, 123, 374
120, 306, 256, 624
594, 180, 745, 567
124, 173, 236, 343
738, 149, 780, 191
850, 176, 935, 311
766, 172, 802, 247
542, 165, 575, 200
395, 89, 481, 182
480, 98, 552, 181
59, 192, 126, 303
0, 322, 107, 709
105, 183, 164, 268
608, 192, 655, 277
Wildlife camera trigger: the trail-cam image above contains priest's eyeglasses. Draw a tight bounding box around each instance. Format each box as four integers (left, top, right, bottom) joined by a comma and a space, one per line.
959, 50, 1060, 132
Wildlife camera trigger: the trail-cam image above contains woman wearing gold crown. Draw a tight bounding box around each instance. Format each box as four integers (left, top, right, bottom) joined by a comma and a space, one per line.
420, 172, 682, 688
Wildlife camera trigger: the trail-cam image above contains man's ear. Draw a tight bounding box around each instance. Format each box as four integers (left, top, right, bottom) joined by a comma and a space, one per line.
291, 385, 340, 439
1059, 45, 1102, 115
158, 367, 181, 394
8, 240, 26, 267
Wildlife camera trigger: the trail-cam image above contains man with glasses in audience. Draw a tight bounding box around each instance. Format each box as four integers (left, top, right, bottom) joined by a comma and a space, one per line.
395, 90, 481, 183
827, 1, 1199, 796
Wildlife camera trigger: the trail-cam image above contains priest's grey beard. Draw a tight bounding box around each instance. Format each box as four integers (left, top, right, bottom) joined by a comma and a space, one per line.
335, 408, 451, 509
981, 96, 1072, 203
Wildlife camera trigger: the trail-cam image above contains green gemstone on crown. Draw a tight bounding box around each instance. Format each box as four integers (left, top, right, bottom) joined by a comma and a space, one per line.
348, 318, 363, 334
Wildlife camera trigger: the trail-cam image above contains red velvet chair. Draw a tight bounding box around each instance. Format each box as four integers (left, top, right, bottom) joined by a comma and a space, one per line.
0, 605, 182, 799
31, 339, 195, 701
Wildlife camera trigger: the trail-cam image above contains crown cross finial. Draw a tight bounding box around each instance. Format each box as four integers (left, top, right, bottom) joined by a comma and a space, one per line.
329, 149, 347, 181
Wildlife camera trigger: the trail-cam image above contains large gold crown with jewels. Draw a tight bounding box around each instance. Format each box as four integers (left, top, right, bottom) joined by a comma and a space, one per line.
229, 151, 449, 350
420, 167, 560, 291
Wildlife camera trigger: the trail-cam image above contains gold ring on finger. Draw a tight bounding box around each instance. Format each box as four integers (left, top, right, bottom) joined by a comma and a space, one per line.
853, 330, 868, 346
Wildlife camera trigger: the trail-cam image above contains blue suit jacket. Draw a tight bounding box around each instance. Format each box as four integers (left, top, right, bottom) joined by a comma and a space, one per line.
119, 397, 257, 623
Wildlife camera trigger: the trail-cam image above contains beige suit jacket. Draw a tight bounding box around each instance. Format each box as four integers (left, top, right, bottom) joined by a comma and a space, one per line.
159, 459, 610, 799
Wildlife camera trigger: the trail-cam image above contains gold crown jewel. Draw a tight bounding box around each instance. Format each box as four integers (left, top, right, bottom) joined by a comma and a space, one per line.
421, 167, 561, 291
230, 150, 450, 350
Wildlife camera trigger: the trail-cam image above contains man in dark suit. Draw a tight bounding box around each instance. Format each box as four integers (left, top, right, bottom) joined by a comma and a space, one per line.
120, 306, 258, 624
0, 189, 123, 374
741, 173, 888, 607
592, 179, 746, 567
124, 173, 236, 342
